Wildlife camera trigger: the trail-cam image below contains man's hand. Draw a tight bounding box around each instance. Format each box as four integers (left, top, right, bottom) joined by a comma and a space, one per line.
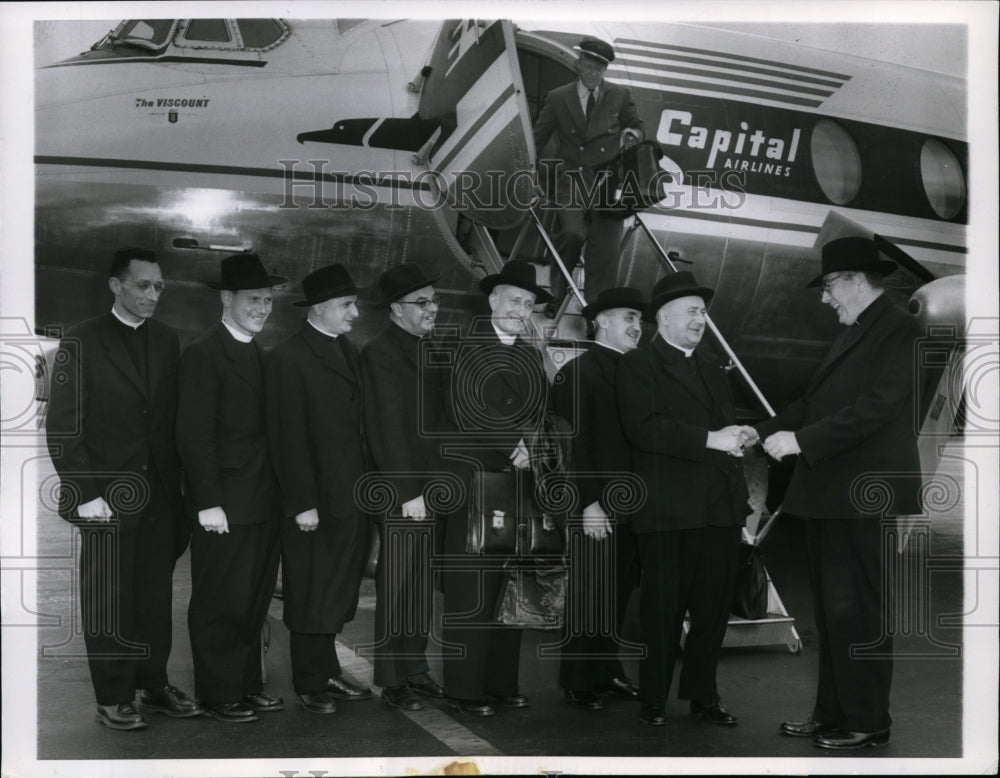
738, 426, 760, 448
198, 506, 230, 534
401, 495, 428, 521
763, 431, 801, 460
510, 439, 531, 470
295, 508, 320, 532
77, 495, 113, 521
706, 425, 744, 457
582, 501, 612, 540
621, 128, 640, 148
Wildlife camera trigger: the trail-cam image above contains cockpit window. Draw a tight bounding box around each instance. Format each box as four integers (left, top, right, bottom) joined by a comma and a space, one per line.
105, 20, 176, 51
237, 19, 287, 49
183, 19, 231, 43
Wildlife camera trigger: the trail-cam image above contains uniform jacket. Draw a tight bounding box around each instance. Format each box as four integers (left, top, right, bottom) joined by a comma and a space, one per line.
756, 293, 922, 518
533, 78, 644, 195
46, 312, 183, 522
176, 322, 276, 525
551, 342, 633, 520
360, 322, 466, 513
616, 335, 749, 533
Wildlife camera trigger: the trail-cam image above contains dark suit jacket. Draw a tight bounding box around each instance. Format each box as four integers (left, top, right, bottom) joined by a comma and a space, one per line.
176, 323, 276, 525
360, 322, 462, 511
46, 312, 183, 523
534, 78, 644, 201
551, 342, 633, 519
616, 335, 748, 533
756, 293, 922, 518
442, 319, 549, 473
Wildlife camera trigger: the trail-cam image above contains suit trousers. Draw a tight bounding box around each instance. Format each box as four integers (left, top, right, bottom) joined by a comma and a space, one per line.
807, 517, 895, 732
78, 489, 176, 705
559, 522, 641, 691
289, 632, 343, 694
372, 517, 435, 687
552, 206, 624, 305
188, 519, 280, 703
637, 525, 741, 706
440, 513, 522, 701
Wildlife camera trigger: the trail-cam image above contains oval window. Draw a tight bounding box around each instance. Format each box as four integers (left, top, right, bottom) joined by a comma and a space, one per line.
920, 138, 965, 219
810, 119, 862, 205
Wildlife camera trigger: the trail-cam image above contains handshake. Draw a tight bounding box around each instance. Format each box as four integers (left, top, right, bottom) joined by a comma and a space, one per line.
706, 425, 759, 457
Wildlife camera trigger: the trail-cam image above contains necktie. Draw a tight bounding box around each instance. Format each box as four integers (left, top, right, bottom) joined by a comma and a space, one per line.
585, 88, 595, 120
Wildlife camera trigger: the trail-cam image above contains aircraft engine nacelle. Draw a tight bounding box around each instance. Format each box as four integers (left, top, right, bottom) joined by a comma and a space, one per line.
908, 274, 966, 337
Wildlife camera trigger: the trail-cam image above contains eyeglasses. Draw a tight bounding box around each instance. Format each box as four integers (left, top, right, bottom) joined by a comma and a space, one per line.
820, 273, 848, 294
127, 280, 166, 294
397, 295, 442, 310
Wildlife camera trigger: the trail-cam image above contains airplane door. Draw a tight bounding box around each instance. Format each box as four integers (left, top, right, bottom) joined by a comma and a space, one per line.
417, 20, 535, 231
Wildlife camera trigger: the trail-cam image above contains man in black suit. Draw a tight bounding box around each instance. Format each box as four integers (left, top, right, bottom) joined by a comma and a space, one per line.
437, 260, 551, 717
177, 253, 286, 723
360, 264, 452, 711
756, 237, 922, 750
616, 272, 752, 728
552, 287, 645, 711
266, 264, 373, 714
46, 247, 201, 730
533, 36, 644, 310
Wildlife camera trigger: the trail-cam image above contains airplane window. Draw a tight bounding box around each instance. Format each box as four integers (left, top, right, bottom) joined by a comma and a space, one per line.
115, 20, 175, 49
184, 19, 231, 43
237, 19, 286, 49
920, 138, 965, 219
810, 119, 861, 206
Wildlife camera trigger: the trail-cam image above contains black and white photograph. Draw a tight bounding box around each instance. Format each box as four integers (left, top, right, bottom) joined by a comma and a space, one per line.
1, 1, 997, 775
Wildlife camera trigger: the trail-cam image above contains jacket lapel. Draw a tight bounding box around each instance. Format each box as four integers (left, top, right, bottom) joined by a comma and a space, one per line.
215, 323, 262, 394
565, 84, 589, 134
99, 314, 147, 396
807, 295, 890, 393
302, 321, 358, 384
653, 336, 711, 411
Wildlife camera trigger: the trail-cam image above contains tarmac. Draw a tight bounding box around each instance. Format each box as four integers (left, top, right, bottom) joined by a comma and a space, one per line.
26, 440, 974, 771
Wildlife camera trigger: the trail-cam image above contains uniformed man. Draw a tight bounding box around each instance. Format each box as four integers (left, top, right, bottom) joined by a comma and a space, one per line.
266, 264, 373, 714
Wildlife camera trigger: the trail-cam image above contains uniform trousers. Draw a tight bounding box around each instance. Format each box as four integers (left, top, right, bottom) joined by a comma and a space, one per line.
440, 512, 522, 701
559, 522, 641, 691
188, 519, 280, 703
806, 516, 895, 732
77, 478, 176, 705
373, 517, 435, 687
637, 525, 741, 706
552, 206, 624, 304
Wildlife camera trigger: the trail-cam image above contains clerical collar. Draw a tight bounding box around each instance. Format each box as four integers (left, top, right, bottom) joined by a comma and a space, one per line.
491, 321, 517, 346
663, 337, 695, 358
111, 306, 144, 330
307, 319, 340, 339
596, 340, 624, 355
222, 318, 254, 343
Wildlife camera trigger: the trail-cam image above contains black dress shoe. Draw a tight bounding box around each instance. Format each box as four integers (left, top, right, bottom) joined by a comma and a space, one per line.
565, 690, 604, 711
139, 685, 203, 718
780, 717, 838, 738
814, 729, 890, 750
381, 684, 424, 711
446, 697, 496, 717
96, 703, 148, 731
297, 691, 337, 714
407, 673, 445, 698
486, 693, 530, 708
639, 703, 666, 726
597, 676, 640, 700
690, 700, 738, 726
204, 702, 258, 723
325, 675, 372, 701
242, 693, 284, 712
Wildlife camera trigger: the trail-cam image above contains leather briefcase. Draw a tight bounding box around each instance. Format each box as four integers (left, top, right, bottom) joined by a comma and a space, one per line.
731, 542, 769, 620
599, 140, 665, 217
521, 512, 565, 557
466, 470, 520, 554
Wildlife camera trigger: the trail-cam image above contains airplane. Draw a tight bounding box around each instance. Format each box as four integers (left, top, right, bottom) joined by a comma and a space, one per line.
33, 17, 968, 445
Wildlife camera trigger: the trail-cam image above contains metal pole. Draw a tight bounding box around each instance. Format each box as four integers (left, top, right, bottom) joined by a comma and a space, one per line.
528, 205, 587, 307
635, 215, 776, 417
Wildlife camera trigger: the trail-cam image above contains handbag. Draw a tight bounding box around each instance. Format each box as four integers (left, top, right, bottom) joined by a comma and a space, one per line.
731, 542, 769, 620
496, 566, 567, 630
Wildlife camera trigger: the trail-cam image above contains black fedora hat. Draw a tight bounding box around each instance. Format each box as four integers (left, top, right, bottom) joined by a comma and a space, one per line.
573, 36, 615, 65
206, 253, 286, 290
376, 264, 441, 309
581, 286, 646, 321
479, 259, 553, 304
646, 271, 714, 322
294, 264, 359, 307
806, 236, 899, 288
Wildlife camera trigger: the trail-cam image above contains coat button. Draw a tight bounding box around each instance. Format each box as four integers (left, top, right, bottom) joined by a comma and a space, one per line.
141, 465, 148, 471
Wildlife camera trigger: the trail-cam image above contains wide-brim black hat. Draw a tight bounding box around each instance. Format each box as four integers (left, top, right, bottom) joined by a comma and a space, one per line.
294, 264, 359, 307
806, 236, 899, 288
646, 271, 714, 322
206, 253, 286, 290
573, 36, 615, 65
581, 286, 646, 320
479, 259, 553, 304
376, 264, 441, 309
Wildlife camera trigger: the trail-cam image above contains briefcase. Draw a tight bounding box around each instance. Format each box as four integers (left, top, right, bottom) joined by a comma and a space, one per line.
731, 542, 769, 620
602, 140, 665, 217
466, 470, 520, 554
